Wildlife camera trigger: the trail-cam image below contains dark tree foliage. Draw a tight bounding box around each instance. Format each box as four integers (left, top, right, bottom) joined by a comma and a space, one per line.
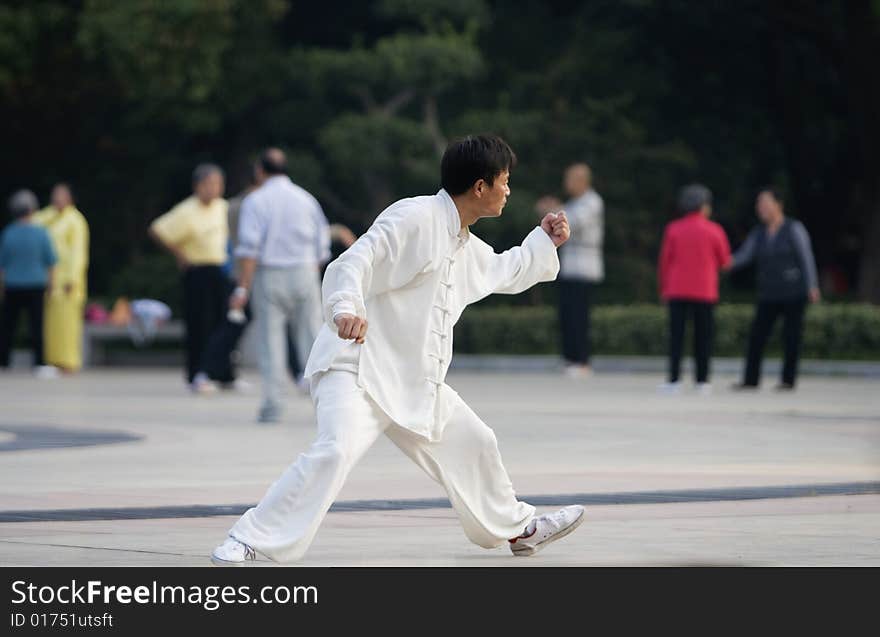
0, 0, 877, 307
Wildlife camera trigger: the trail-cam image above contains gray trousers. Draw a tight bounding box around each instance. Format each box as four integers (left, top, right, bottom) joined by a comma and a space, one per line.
252, 265, 323, 410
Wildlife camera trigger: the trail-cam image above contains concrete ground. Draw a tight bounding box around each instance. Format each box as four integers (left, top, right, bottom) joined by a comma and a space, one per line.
0, 368, 878, 566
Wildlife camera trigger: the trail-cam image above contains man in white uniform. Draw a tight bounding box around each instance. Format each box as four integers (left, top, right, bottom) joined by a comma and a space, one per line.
212, 135, 585, 564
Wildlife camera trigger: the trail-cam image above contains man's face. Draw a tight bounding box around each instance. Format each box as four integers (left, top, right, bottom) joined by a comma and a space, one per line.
196, 172, 225, 203
51, 186, 71, 209
477, 170, 510, 218
756, 192, 778, 224
564, 166, 588, 198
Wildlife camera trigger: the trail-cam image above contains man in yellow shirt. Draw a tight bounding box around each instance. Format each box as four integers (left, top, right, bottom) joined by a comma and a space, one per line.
33, 183, 90, 373
149, 164, 228, 390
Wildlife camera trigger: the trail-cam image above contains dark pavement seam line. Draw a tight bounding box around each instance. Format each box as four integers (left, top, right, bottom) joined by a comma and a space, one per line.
0, 481, 877, 523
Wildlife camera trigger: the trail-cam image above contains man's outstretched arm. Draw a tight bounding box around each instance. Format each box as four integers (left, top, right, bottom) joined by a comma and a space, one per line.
465, 212, 569, 305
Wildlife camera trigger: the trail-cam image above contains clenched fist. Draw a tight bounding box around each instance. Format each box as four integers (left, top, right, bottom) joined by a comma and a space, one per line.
541, 211, 571, 247
334, 313, 368, 344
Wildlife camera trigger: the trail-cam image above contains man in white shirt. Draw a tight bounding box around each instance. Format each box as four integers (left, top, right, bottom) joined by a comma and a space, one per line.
230, 148, 331, 423
213, 135, 585, 565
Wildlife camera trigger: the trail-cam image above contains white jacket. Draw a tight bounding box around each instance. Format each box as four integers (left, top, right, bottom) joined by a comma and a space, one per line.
304, 189, 560, 440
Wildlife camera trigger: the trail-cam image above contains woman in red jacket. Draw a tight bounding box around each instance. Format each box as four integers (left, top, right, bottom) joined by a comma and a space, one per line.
658, 184, 732, 393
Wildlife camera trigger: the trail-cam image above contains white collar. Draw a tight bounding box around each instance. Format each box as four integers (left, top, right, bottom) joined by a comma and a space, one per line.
437, 188, 469, 240
263, 175, 291, 188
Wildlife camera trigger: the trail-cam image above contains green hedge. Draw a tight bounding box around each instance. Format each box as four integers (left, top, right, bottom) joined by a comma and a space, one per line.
453, 303, 880, 360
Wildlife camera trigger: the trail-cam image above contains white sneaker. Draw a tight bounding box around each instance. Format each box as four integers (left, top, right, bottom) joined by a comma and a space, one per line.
211, 537, 257, 566
695, 382, 712, 396
509, 505, 586, 556
34, 365, 60, 379
657, 381, 682, 395
230, 378, 252, 393
564, 364, 592, 379
191, 373, 218, 395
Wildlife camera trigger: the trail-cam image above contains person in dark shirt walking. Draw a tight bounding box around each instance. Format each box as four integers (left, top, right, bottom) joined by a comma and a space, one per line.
728, 187, 820, 390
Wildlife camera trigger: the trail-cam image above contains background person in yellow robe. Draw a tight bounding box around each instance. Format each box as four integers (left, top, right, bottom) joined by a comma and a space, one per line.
33, 183, 90, 372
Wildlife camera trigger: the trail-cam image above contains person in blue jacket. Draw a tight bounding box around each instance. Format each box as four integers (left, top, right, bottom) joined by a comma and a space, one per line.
0, 190, 58, 374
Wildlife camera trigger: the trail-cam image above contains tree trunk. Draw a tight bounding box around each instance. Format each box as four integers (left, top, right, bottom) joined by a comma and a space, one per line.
423, 95, 446, 157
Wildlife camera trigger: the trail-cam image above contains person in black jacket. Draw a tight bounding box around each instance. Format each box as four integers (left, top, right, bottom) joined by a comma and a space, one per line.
728, 187, 820, 390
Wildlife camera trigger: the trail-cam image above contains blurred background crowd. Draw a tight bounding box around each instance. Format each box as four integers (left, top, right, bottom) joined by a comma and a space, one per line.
1, 1, 879, 399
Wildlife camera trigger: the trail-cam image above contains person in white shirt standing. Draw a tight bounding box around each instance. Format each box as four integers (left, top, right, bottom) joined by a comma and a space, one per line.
538, 163, 604, 378
230, 148, 331, 423
212, 135, 586, 565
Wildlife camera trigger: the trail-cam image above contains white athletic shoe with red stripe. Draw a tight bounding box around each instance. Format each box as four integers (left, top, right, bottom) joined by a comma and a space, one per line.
509, 505, 586, 556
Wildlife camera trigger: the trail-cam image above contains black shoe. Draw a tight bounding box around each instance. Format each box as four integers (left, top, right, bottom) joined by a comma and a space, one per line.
730, 382, 759, 391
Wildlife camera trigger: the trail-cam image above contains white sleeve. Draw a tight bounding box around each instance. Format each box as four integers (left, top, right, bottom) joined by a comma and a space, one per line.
234, 196, 263, 260
312, 197, 332, 265
464, 226, 560, 305
320, 203, 433, 326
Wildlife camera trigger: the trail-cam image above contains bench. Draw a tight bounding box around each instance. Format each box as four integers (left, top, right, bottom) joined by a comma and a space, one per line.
83, 321, 185, 366
83, 320, 261, 368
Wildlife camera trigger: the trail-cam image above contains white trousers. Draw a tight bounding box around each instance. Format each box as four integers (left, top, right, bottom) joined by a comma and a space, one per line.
252, 265, 323, 410
229, 370, 535, 563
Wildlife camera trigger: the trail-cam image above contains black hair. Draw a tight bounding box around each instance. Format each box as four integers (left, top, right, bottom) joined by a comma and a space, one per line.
676, 183, 712, 215
259, 149, 287, 176
192, 163, 224, 186
758, 186, 784, 206
440, 135, 516, 196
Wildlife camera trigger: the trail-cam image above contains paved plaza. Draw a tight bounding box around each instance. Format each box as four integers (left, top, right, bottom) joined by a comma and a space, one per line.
0, 367, 878, 566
